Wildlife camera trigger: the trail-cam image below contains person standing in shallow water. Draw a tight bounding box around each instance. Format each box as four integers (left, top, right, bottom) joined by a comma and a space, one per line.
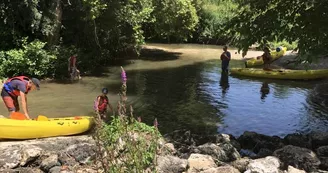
220, 45, 231, 73
94, 88, 114, 122
68, 54, 81, 80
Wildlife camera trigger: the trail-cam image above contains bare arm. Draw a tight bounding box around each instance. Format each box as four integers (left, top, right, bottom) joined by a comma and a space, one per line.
96, 96, 100, 112
20, 91, 30, 119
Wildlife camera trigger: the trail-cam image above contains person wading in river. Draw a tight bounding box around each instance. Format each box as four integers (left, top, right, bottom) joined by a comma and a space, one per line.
68, 54, 82, 80
94, 88, 114, 122
220, 45, 231, 73
1, 76, 40, 119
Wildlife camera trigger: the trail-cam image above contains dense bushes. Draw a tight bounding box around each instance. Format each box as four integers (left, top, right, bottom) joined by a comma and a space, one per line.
0, 38, 56, 78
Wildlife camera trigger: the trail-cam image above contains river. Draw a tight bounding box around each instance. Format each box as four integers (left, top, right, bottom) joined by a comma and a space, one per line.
1, 43, 328, 137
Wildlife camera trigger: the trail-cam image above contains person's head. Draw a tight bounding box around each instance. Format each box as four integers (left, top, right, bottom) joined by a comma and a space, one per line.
28, 78, 41, 91
223, 45, 228, 51
102, 88, 108, 96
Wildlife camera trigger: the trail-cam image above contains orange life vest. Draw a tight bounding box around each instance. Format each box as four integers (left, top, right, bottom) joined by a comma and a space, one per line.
96, 95, 108, 112
3, 76, 30, 97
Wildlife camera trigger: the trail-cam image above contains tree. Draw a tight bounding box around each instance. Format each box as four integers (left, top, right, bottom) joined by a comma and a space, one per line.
193, 0, 238, 44
228, 0, 328, 61
147, 0, 199, 43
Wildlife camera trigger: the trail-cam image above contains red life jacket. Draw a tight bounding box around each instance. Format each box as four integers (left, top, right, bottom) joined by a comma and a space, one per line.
4, 76, 30, 97
69, 56, 76, 67
97, 95, 109, 112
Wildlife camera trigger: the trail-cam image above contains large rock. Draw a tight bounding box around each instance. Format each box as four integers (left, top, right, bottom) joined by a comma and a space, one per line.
65, 143, 96, 164
287, 166, 306, 173
40, 154, 60, 172
196, 143, 240, 162
317, 146, 328, 157
283, 133, 312, 149
187, 154, 217, 172
244, 156, 281, 173
200, 165, 240, 173
319, 157, 328, 170
20, 146, 43, 166
158, 143, 177, 156
237, 131, 284, 153
273, 145, 321, 172
310, 132, 328, 149
58, 152, 78, 166
156, 155, 187, 173
230, 157, 251, 172
272, 53, 328, 70
0, 146, 21, 169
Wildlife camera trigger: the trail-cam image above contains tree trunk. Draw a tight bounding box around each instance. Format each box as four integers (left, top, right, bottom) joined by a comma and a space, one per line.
47, 0, 62, 45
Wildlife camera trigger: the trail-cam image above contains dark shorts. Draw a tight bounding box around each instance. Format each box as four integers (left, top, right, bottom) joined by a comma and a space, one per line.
1, 89, 19, 111
222, 60, 230, 71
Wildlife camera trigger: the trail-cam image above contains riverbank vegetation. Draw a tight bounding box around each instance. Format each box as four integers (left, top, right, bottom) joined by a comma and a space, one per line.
0, 0, 325, 79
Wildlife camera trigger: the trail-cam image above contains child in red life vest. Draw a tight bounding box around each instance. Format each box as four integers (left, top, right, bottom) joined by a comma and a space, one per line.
94, 88, 113, 121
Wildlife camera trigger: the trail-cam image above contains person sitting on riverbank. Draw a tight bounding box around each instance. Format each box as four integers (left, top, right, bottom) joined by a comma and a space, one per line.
1, 76, 40, 119
68, 54, 82, 80
94, 88, 114, 121
220, 45, 231, 73
257, 47, 272, 70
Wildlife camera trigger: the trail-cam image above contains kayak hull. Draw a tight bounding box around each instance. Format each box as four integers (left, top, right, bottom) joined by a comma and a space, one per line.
0, 116, 94, 139
230, 68, 328, 80
246, 47, 287, 67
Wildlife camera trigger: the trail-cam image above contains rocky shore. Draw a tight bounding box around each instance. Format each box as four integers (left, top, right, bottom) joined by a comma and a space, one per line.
2, 130, 328, 173
272, 52, 328, 70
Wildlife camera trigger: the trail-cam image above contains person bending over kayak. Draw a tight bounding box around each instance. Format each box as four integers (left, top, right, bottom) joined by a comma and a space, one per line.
94, 88, 113, 121
1, 76, 41, 119
257, 47, 272, 70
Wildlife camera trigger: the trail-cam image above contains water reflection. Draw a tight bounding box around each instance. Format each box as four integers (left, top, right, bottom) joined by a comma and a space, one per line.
125, 62, 328, 137
220, 71, 229, 98
126, 65, 222, 135
260, 82, 270, 100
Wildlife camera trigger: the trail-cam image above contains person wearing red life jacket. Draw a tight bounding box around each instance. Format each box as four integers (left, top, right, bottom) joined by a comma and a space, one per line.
94, 88, 113, 121
1, 76, 41, 119
68, 54, 81, 80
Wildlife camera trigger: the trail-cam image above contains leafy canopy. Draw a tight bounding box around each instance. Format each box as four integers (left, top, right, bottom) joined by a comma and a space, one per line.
228, 0, 328, 60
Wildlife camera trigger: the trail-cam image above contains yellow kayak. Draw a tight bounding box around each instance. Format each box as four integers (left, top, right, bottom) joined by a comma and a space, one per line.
230, 68, 328, 80
0, 116, 94, 139
245, 47, 287, 67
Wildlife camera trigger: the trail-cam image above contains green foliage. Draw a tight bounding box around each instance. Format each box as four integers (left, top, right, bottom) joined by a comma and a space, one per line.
195, 0, 238, 43
93, 67, 161, 172
267, 40, 298, 51
82, 0, 107, 20
98, 116, 160, 172
228, 0, 328, 60
119, 0, 154, 51
0, 38, 56, 78
94, 77, 160, 172
148, 0, 199, 42
49, 45, 79, 79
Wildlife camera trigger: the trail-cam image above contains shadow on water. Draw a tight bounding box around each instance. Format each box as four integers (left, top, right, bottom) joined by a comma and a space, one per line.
139, 47, 182, 61
99, 63, 224, 135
